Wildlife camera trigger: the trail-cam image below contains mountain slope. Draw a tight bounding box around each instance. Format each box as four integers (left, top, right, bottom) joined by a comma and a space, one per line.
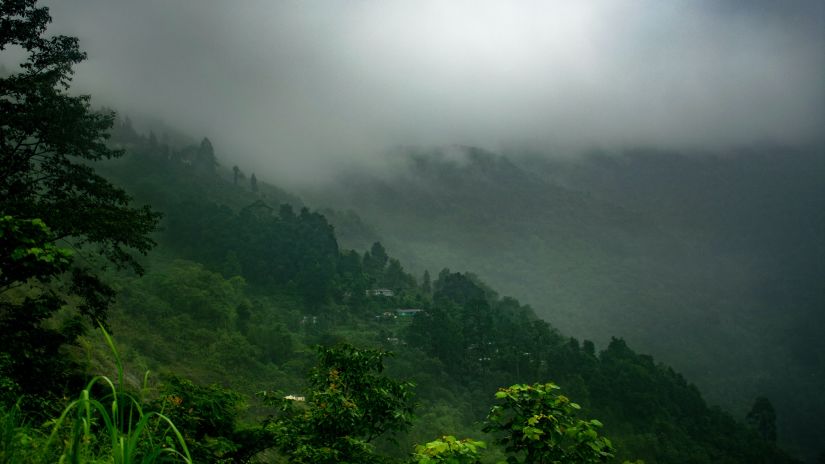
66, 130, 802, 462
302, 144, 825, 461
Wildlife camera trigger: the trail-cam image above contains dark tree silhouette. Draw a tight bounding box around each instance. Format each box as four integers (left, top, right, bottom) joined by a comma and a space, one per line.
0, 0, 159, 410
195, 137, 217, 174
747, 396, 777, 442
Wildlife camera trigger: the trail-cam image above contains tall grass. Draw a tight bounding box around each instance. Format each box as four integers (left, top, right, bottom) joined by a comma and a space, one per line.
40, 326, 192, 463
0, 402, 35, 464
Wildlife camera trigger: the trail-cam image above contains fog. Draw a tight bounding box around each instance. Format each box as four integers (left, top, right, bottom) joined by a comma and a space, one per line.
41, 0, 824, 185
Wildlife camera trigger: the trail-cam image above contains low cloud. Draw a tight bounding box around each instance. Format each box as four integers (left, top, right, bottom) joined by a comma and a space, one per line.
33, 0, 825, 185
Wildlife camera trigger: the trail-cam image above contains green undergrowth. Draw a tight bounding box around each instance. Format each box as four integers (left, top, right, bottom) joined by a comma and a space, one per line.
2, 327, 192, 464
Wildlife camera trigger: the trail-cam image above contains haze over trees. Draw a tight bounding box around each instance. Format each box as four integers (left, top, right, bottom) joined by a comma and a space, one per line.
303, 145, 825, 460
1, 0, 822, 463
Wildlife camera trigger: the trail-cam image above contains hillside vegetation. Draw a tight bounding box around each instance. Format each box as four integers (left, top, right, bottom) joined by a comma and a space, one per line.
301, 145, 825, 460
0, 2, 813, 461
1, 118, 804, 463
62, 127, 801, 462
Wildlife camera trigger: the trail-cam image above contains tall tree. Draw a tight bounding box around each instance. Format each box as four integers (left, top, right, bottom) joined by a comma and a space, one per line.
0, 0, 159, 409
383, 257, 414, 290
250, 172, 258, 192
747, 397, 777, 443
363, 241, 388, 280
263, 344, 415, 463
422, 269, 432, 295
195, 137, 216, 174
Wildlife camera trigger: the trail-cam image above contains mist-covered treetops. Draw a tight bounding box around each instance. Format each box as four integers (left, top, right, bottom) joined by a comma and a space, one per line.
1, 1, 820, 462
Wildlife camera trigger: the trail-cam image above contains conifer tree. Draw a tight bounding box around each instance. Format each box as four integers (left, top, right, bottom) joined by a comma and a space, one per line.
747, 396, 777, 442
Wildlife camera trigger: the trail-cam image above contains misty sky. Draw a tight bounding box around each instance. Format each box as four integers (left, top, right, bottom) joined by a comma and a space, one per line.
34, 1, 825, 183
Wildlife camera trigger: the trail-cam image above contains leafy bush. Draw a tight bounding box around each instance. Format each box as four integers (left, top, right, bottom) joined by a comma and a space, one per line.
483, 383, 615, 464
413, 435, 486, 464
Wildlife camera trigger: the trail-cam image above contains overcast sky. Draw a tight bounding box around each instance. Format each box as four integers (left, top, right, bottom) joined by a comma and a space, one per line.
36, 0, 825, 183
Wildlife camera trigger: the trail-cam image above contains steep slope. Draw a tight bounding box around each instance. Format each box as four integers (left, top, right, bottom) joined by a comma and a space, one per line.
302, 146, 709, 353
75, 130, 804, 462
523, 147, 825, 460
301, 145, 825, 461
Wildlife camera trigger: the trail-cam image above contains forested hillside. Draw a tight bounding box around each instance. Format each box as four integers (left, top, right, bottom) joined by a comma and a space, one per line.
89, 126, 803, 462
301, 145, 825, 461
0, 2, 817, 462
1, 109, 805, 462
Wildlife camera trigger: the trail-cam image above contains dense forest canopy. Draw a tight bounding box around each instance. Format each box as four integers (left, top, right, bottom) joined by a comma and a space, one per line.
302, 144, 825, 460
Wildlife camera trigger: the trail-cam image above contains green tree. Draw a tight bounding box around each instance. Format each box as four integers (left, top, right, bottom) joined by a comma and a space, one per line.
421, 270, 432, 295
412, 435, 486, 464
0, 216, 72, 291
433, 271, 485, 307
406, 304, 464, 371
250, 173, 258, 192
147, 130, 158, 150
0, 216, 73, 406
335, 249, 368, 305
383, 257, 415, 290
582, 340, 596, 357
262, 344, 415, 463
483, 383, 615, 464
155, 376, 271, 463
195, 137, 217, 174
747, 396, 777, 443
363, 241, 389, 280
0, 0, 159, 410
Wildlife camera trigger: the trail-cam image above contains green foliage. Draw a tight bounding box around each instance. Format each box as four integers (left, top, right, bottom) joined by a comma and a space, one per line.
42, 327, 191, 463
0, 0, 159, 413
0, 0, 159, 307
262, 344, 415, 463
195, 138, 217, 175
363, 242, 389, 279
412, 436, 486, 464
313, 144, 825, 461
154, 377, 271, 463
137, 260, 247, 329
33, 97, 804, 463
483, 383, 614, 464
0, 402, 37, 463
97, 154, 804, 463
164, 200, 339, 307
0, 215, 81, 412
747, 397, 777, 443
0, 216, 72, 290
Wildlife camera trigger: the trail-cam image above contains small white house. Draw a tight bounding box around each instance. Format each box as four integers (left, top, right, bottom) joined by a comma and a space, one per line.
366, 288, 395, 297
